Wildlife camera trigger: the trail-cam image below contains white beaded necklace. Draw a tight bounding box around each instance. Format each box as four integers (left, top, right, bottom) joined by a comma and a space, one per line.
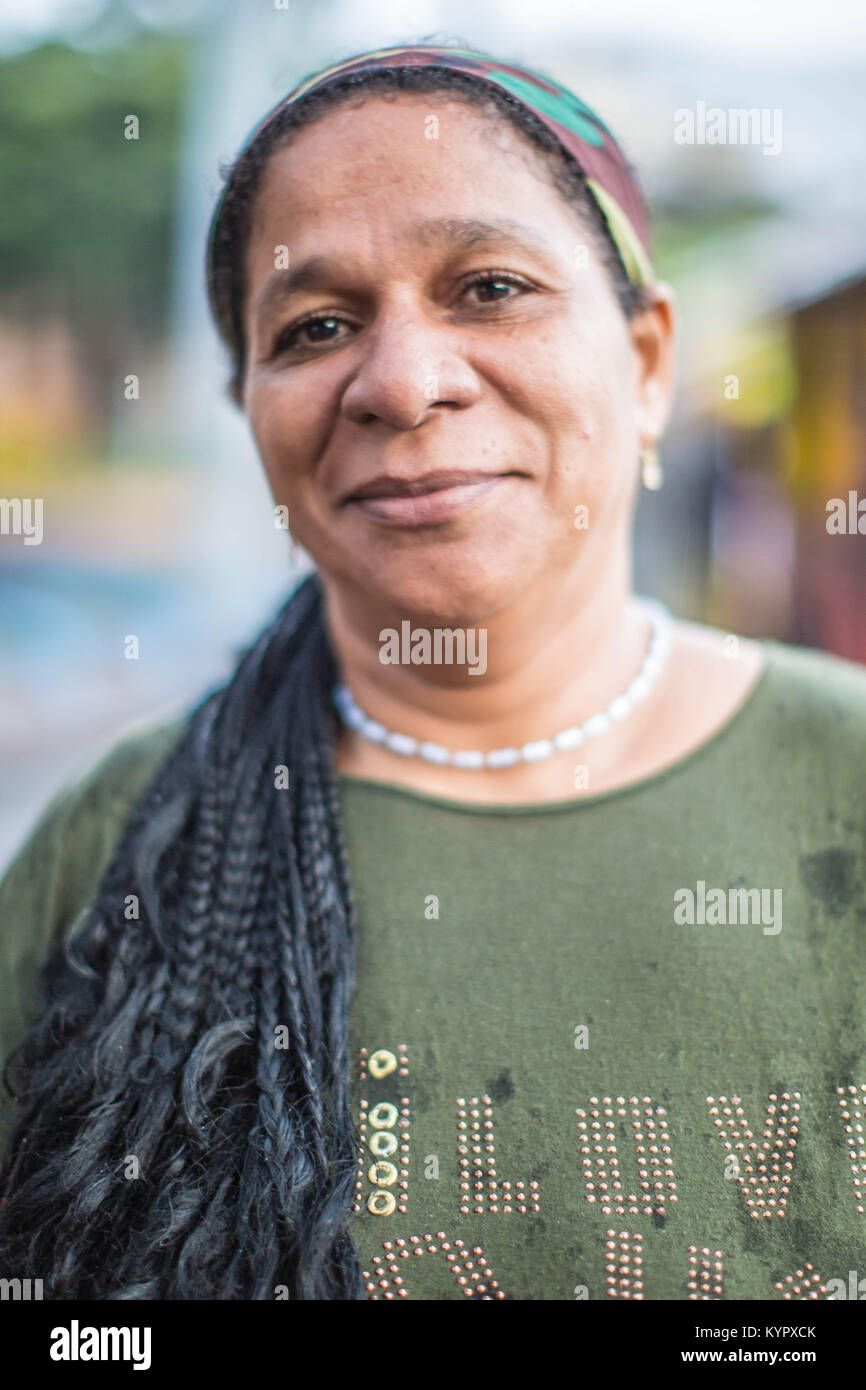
333, 598, 673, 770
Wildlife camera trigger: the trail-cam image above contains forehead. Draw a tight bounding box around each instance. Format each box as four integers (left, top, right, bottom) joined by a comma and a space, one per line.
248, 94, 578, 248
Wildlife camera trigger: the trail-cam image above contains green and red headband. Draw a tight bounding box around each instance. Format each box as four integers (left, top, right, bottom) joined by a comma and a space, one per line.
238, 43, 655, 289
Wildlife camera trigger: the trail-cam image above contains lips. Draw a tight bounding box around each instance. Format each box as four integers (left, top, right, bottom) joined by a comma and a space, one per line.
343, 469, 507, 504
343, 469, 518, 527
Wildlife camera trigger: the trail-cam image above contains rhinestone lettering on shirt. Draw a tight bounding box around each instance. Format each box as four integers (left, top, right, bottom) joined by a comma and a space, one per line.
353, 1046, 854, 1299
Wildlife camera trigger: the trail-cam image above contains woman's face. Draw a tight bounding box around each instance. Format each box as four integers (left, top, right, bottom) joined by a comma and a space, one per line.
241, 95, 674, 624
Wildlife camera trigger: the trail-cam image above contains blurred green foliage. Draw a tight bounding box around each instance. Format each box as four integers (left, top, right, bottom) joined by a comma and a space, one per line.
0, 33, 190, 354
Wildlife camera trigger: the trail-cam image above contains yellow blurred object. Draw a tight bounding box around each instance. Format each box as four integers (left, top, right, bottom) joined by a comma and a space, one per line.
704, 318, 798, 430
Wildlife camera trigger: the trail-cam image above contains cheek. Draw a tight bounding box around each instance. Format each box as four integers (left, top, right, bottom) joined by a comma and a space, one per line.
533, 328, 637, 497
244, 374, 352, 563
245, 376, 323, 499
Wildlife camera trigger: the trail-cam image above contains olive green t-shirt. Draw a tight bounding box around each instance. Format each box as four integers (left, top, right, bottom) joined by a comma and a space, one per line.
3, 637, 866, 1301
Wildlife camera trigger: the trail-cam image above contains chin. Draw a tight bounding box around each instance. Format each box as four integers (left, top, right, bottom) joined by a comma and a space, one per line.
356, 546, 536, 626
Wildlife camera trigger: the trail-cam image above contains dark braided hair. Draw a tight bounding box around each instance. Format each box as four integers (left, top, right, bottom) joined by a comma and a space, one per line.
0, 574, 362, 1298
0, 59, 651, 1300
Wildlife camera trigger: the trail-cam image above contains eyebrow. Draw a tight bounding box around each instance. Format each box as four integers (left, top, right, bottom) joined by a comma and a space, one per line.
415, 216, 555, 252
251, 217, 556, 321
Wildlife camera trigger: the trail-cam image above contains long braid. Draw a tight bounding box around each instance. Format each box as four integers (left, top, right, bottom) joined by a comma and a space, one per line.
0, 573, 364, 1299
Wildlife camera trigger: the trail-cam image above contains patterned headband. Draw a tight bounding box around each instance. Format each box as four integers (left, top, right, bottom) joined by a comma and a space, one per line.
241, 43, 655, 288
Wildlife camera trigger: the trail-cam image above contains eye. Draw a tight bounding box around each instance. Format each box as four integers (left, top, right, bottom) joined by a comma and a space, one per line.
272, 313, 356, 356
460, 270, 535, 306
268, 270, 535, 360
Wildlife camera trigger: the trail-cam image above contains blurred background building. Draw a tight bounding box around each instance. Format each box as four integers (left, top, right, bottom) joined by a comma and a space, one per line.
1, 0, 865, 867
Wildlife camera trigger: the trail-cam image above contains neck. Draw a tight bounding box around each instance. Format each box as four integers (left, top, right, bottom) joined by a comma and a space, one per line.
320, 534, 657, 786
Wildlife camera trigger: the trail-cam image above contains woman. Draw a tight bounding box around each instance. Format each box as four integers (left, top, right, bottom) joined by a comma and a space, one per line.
1, 43, 865, 1302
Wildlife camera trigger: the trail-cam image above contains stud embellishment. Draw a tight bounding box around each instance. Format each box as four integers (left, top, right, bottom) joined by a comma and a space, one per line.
707, 1092, 799, 1219
456, 1095, 540, 1215
369, 1130, 398, 1158
836, 1085, 866, 1215
773, 1264, 828, 1300
369, 1049, 397, 1079
370, 1102, 399, 1129
367, 1191, 397, 1217
369, 1160, 398, 1187
686, 1246, 724, 1300
362, 1233, 507, 1300
353, 1045, 411, 1217
604, 1229, 644, 1299
576, 1096, 678, 1218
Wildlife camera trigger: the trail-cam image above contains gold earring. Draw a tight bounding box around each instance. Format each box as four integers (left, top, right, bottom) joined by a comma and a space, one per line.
640, 443, 663, 491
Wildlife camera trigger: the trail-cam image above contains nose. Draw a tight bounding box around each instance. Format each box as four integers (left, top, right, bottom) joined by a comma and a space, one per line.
340, 303, 482, 429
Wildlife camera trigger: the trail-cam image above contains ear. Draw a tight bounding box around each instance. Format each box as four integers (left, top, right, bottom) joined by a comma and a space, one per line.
628, 282, 677, 447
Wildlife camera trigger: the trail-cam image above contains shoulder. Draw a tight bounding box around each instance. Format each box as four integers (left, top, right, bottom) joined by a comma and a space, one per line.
3, 710, 189, 886
1, 711, 188, 916
64, 711, 189, 817
744, 640, 866, 806
759, 637, 866, 732
713, 634, 866, 795
0, 711, 189, 1090
673, 615, 866, 729
662, 619, 866, 788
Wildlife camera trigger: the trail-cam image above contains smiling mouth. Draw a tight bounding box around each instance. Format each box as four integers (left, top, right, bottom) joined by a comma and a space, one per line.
344, 469, 520, 527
